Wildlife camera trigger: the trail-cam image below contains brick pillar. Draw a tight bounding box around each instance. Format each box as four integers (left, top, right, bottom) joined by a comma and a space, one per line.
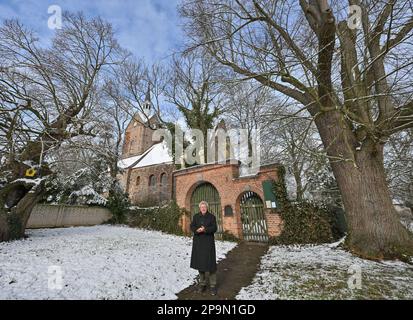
180, 213, 191, 235
265, 211, 283, 237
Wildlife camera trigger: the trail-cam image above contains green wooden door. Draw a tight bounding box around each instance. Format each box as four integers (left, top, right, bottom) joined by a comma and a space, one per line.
190, 182, 223, 239
240, 192, 268, 242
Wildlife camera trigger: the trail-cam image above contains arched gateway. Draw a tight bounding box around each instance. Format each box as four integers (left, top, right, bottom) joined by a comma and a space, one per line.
190, 182, 223, 239
240, 191, 268, 242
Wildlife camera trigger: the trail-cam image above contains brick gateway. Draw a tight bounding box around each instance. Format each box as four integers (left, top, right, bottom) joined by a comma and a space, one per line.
174, 161, 283, 241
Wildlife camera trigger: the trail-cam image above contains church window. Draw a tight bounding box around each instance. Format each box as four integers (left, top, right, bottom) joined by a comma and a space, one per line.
160, 173, 168, 201
160, 173, 167, 186
149, 175, 156, 189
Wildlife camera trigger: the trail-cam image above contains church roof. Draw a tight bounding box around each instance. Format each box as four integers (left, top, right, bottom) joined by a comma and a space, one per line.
118, 153, 146, 170
128, 109, 161, 127
118, 141, 173, 170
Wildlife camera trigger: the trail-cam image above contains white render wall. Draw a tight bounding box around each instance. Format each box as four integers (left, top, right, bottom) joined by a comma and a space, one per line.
27, 204, 112, 229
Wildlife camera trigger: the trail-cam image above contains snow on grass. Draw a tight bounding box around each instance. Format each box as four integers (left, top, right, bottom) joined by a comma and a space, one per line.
0, 225, 236, 300
237, 243, 413, 300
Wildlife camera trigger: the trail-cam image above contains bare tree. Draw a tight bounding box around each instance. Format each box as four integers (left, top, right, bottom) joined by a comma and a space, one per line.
101, 79, 136, 183
224, 81, 275, 158
225, 84, 327, 201
165, 52, 226, 163
273, 115, 326, 201
0, 13, 125, 241
115, 59, 167, 125
385, 129, 413, 207
180, 0, 413, 259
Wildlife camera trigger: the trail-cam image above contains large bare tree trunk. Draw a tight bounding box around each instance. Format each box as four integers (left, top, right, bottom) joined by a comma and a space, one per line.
0, 180, 45, 242
308, 5, 413, 260
333, 143, 413, 260
315, 110, 413, 260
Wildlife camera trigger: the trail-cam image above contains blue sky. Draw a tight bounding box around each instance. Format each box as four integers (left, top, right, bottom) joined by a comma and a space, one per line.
0, 0, 184, 63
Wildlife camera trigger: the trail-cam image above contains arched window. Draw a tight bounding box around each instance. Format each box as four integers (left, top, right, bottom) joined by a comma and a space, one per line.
160, 173, 168, 202
160, 173, 167, 186
136, 176, 140, 186
149, 175, 156, 188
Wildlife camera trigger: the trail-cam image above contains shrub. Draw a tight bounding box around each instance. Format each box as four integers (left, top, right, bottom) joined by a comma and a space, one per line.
270, 200, 335, 245
127, 201, 185, 236
106, 189, 130, 224
270, 166, 342, 245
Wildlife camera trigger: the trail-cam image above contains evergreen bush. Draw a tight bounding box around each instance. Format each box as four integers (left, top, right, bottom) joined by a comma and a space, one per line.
271, 166, 343, 245
127, 201, 186, 236
106, 189, 130, 224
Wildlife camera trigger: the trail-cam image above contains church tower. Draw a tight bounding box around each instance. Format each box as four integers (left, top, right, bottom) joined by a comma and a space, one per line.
121, 85, 161, 159
141, 86, 152, 119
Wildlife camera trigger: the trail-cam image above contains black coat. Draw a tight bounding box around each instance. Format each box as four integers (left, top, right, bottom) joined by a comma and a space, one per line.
190, 211, 217, 272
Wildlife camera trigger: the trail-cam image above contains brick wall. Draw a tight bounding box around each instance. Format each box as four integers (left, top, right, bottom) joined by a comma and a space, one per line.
124, 163, 175, 206
121, 116, 161, 159
174, 162, 283, 239
265, 211, 283, 237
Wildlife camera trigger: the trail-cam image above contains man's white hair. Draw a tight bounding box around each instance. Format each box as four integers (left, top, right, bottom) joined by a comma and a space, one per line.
198, 200, 209, 209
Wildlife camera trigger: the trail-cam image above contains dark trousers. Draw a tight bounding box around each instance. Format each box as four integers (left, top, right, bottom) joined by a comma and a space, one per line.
199, 271, 217, 288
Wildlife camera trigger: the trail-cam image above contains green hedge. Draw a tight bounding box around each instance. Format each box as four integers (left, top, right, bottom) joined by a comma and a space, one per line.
106, 189, 130, 224
270, 200, 336, 245
127, 201, 186, 236
270, 166, 343, 245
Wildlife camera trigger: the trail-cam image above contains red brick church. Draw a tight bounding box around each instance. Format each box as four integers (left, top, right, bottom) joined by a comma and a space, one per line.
118, 93, 282, 241
118, 90, 175, 207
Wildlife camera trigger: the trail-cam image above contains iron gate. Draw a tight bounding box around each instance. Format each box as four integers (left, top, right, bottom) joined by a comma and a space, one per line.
240, 191, 268, 242
190, 182, 223, 239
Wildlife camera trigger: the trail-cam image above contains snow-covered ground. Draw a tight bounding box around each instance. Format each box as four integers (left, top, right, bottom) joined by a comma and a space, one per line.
237, 242, 413, 300
0, 225, 236, 300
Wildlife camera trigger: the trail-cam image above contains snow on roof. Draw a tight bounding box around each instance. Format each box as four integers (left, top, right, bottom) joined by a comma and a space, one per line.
132, 141, 173, 169
118, 154, 145, 169
118, 141, 173, 170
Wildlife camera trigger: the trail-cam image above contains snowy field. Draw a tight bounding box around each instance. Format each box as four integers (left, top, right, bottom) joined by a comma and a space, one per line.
237, 242, 413, 300
0, 225, 236, 300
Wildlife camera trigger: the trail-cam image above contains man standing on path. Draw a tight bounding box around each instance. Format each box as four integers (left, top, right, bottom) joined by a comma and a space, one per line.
190, 200, 218, 296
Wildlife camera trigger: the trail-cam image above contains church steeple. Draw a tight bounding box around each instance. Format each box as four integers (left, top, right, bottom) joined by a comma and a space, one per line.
142, 84, 152, 118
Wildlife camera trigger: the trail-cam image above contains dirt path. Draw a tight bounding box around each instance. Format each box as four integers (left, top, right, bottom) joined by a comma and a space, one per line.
177, 241, 269, 300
